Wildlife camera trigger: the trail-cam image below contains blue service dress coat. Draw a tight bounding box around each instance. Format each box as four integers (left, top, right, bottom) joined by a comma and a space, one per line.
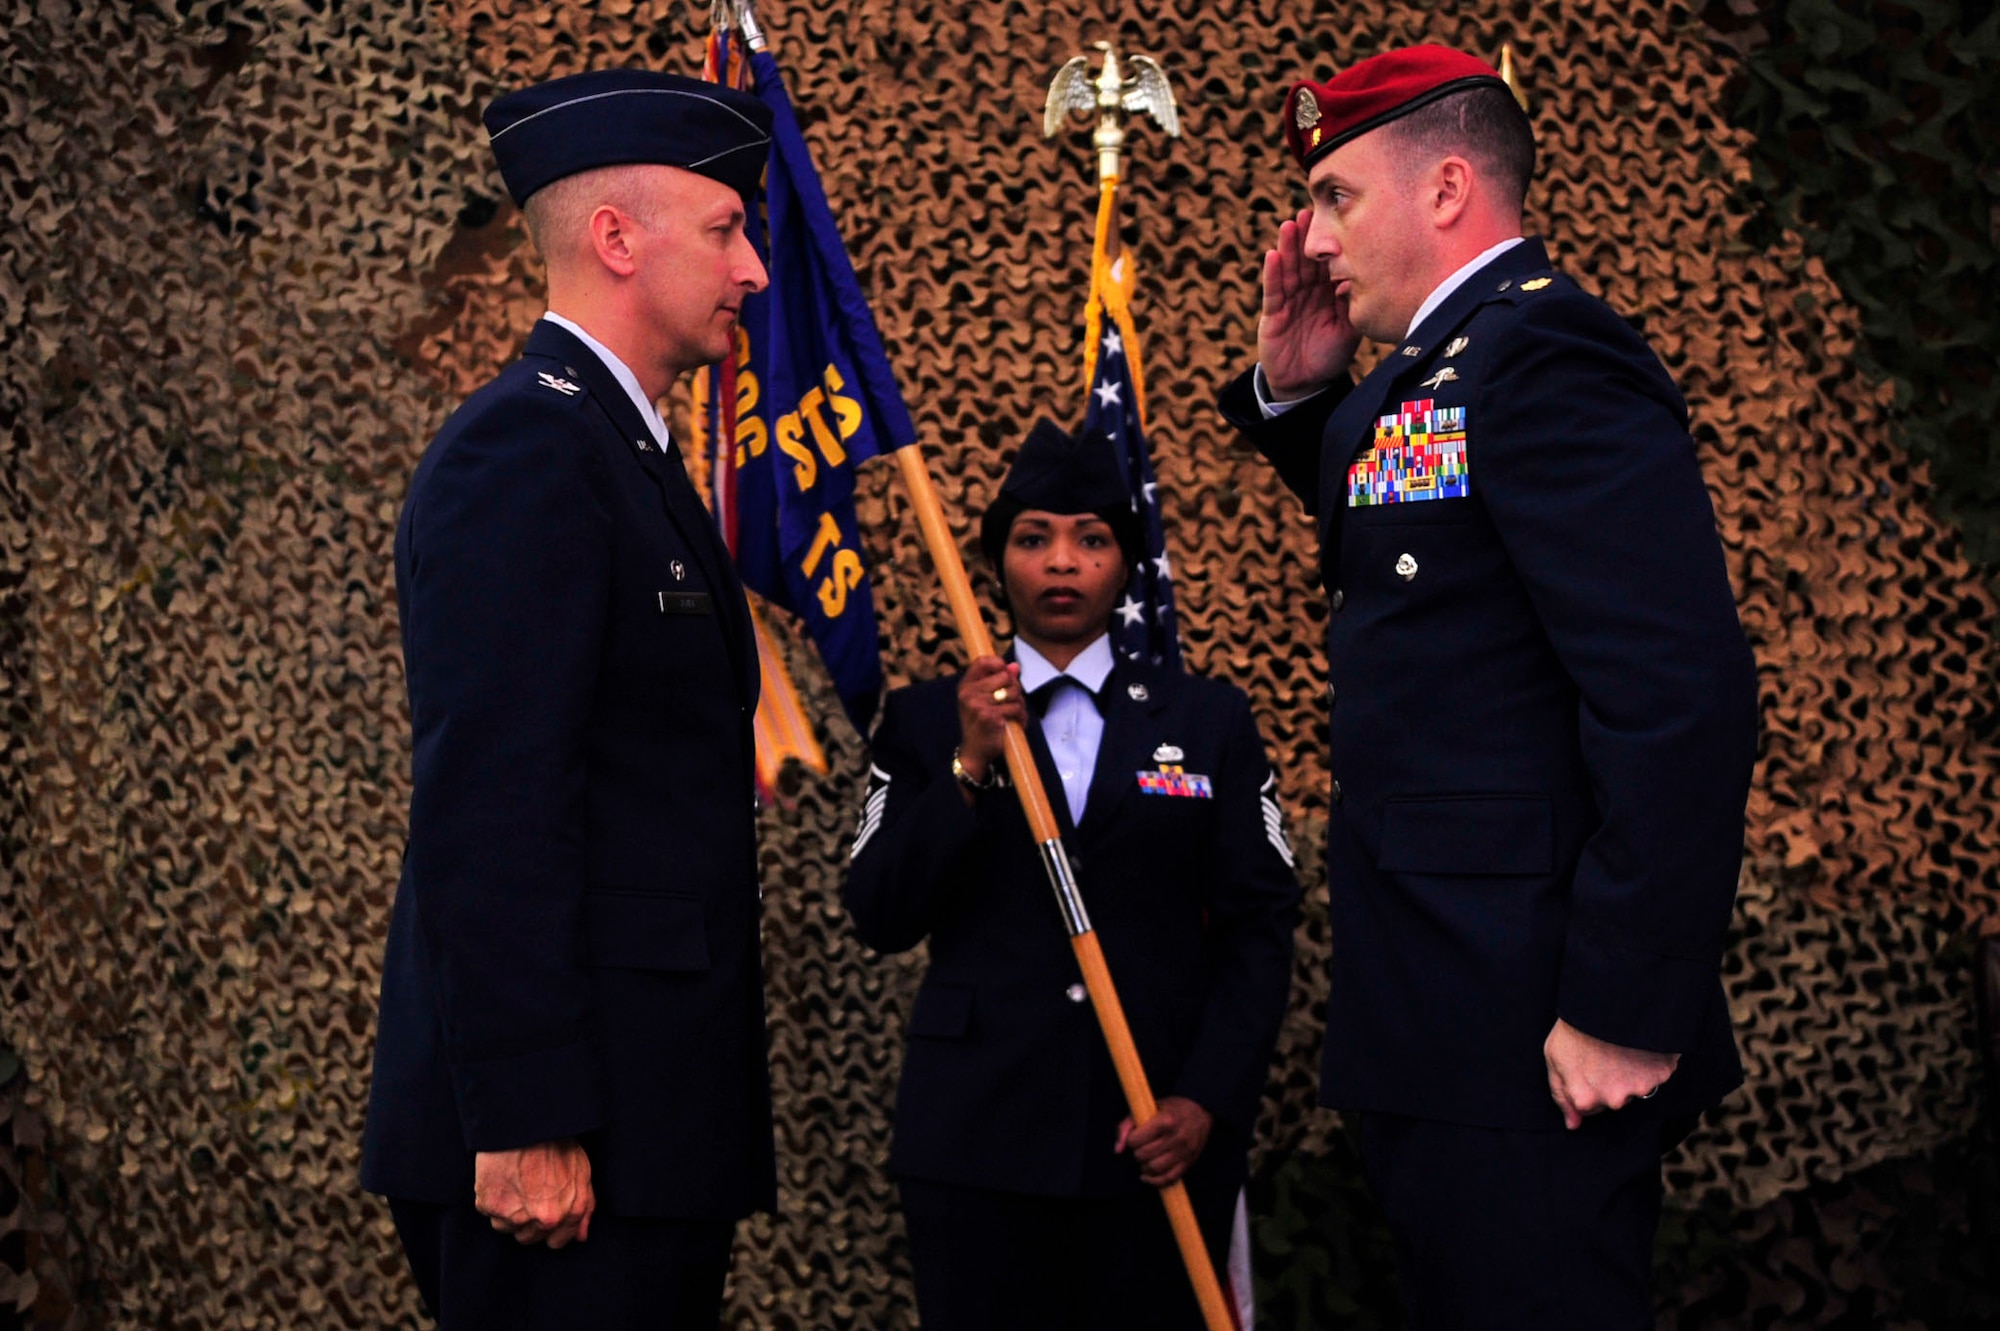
1218, 238, 1759, 1131
843, 658, 1300, 1196
361, 320, 777, 1220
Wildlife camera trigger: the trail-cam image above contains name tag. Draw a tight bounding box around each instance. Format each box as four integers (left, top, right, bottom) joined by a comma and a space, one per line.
658, 590, 713, 616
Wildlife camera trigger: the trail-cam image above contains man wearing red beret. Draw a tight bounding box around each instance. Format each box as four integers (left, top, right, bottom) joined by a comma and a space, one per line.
1218, 45, 1759, 1328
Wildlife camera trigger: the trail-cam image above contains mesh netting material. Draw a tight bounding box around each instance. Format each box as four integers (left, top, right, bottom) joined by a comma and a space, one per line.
2, 0, 1997, 1326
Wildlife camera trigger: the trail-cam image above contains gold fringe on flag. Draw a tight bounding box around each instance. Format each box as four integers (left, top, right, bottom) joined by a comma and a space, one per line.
688, 331, 828, 805
748, 599, 830, 798
1080, 176, 1151, 426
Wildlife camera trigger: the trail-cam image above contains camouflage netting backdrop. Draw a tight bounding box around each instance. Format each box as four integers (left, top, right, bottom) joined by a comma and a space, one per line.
2, 0, 1997, 1327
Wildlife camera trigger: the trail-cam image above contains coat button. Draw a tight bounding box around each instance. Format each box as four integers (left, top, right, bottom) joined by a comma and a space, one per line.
1327, 683, 1337, 706
1331, 779, 1344, 803
1332, 589, 1346, 611
1066, 983, 1088, 1004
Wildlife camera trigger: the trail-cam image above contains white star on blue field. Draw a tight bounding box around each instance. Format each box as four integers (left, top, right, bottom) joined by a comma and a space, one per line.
1081, 315, 1179, 670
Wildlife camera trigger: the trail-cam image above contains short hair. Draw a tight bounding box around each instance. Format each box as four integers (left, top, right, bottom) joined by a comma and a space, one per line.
1386, 85, 1536, 212
520, 164, 670, 264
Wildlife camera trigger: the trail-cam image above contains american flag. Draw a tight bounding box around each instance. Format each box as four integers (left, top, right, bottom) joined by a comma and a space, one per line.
1080, 315, 1180, 670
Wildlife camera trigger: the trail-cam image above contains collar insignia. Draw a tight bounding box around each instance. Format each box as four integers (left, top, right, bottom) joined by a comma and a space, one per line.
634, 437, 653, 453
1399, 345, 1422, 357
536, 371, 582, 397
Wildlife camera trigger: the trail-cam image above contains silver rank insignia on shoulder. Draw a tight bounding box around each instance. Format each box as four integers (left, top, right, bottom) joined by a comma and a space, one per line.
1152, 743, 1183, 763
1445, 336, 1470, 357
1128, 683, 1149, 702
1395, 552, 1418, 581
1520, 277, 1553, 291
670, 559, 686, 581
536, 371, 582, 396
1399, 345, 1422, 357
1420, 367, 1459, 390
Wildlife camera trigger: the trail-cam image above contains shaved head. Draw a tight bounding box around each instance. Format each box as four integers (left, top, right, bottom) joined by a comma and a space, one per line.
1383, 85, 1536, 214
521, 163, 676, 268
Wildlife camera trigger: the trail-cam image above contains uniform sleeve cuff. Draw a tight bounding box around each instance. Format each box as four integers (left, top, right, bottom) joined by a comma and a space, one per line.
1171, 1065, 1259, 1139
1556, 921, 1713, 1054
1253, 364, 1322, 417
451, 1037, 606, 1153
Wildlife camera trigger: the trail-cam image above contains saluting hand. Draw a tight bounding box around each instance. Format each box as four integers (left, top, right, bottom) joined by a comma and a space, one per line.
474, 1138, 595, 1248
1115, 1096, 1213, 1187
1544, 1018, 1680, 1130
954, 655, 1027, 801
1258, 207, 1361, 400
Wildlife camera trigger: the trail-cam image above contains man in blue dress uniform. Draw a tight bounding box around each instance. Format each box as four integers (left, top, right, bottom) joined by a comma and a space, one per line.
845, 422, 1300, 1330
1217, 46, 1760, 1328
360, 70, 777, 1328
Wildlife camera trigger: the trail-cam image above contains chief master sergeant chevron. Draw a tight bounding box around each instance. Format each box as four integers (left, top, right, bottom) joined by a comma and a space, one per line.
1216, 46, 1759, 1328
361, 71, 776, 1329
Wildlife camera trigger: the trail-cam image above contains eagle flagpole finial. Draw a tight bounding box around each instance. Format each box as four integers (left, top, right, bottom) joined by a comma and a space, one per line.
1044, 41, 1181, 182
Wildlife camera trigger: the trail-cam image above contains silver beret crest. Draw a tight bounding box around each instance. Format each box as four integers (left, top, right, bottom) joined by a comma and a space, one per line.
1293, 87, 1322, 130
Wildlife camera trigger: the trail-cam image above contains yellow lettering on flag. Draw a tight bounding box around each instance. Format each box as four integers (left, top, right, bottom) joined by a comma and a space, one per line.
681, 376, 827, 805
773, 362, 867, 494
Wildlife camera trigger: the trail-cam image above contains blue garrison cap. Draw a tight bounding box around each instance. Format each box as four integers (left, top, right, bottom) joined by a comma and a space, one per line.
483, 69, 773, 207
980, 420, 1145, 570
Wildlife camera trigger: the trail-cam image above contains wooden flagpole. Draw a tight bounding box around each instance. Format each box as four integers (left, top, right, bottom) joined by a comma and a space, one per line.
891, 447, 1236, 1331
725, 0, 1231, 1317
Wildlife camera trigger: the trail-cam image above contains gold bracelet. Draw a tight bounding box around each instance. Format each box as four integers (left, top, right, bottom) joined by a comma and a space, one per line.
951, 747, 1005, 792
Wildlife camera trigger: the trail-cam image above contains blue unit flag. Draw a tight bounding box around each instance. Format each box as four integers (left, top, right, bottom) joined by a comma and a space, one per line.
719, 46, 917, 731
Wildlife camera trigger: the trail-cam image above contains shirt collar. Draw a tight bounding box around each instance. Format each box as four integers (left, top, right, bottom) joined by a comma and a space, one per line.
1014, 634, 1117, 698
540, 311, 671, 449
1404, 236, 1527, 339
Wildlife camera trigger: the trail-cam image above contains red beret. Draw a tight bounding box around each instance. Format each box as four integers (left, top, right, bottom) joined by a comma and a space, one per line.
1284, 45, 1511, 170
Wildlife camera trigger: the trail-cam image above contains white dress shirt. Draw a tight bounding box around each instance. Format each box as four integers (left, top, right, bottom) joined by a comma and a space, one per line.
541, 310, 673, 449
1014, 634, 1116, 826
1254, 235, 1527, 417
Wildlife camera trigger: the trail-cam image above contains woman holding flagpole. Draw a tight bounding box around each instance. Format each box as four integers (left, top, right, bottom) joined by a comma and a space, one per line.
844, 420, 1299, 1331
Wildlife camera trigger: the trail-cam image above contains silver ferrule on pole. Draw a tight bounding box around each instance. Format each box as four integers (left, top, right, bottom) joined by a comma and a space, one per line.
1037, 839, 1092, 936
731, 0, 768, 52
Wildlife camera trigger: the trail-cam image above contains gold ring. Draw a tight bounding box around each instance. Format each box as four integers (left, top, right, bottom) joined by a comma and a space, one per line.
992, 687, 1008, 702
